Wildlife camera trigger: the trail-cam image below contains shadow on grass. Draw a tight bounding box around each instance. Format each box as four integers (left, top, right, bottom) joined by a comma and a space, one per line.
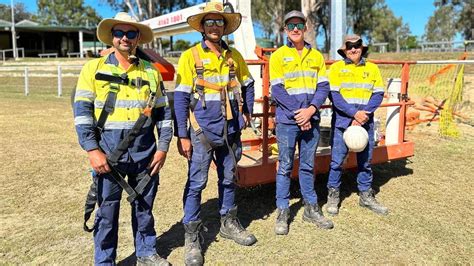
118, 198, 225, 265
118, 159, 412, 265
316, 159, 414, 207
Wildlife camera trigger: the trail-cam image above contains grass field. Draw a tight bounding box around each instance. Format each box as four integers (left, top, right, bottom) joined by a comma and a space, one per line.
1, 54, 473, 264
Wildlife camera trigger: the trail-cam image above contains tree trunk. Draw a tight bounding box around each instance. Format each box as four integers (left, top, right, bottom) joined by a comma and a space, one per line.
269, 1, 285, 46
302, 0, 322, 48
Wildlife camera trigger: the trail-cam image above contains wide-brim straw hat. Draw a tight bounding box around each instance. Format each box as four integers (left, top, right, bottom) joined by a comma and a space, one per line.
337, 34, 369, 58
187, 1, 242, 35
97, 12, 153, 46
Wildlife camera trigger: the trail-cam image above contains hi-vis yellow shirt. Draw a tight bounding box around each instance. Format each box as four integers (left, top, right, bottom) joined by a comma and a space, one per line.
174, 40, 255, 142
74, 53, 172, 162
329, 60, 384, 105
269, 41, 330, 124
329, 58, 385, 128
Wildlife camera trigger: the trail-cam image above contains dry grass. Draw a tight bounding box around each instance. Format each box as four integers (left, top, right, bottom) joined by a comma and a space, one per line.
1, 57, 474, 264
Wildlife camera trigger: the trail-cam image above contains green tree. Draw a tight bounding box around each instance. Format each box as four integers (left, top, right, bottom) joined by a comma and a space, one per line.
435, 0, 472, 40
301, 0, 324, 48
404, 35, 419, 50
0, 3, 33, 22
35, 0, 101, 26
174, 39, 191, 51
347, 0, 384, 37
251, 0, 299, 46
424, 4, 457, 41
370, 5, 402, 51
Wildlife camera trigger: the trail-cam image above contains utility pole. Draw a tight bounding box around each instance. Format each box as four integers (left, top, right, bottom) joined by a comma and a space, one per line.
11, 0, 18, 59
330, 0, 346, 60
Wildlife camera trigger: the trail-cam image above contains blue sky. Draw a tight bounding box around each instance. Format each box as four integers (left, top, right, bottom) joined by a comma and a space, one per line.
1, 0, 445, 42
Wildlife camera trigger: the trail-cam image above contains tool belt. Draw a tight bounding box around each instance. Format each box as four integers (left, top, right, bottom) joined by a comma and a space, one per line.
83, 59, 159, 232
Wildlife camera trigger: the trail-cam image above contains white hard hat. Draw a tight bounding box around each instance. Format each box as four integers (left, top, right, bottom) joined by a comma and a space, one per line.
343, 126, 369, 152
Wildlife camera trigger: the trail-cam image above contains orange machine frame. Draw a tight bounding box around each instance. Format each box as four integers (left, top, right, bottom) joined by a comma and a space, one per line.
236, 47, 415, 187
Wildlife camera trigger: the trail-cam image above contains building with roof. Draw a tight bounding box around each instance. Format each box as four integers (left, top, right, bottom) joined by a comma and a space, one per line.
0, 19, 102, 58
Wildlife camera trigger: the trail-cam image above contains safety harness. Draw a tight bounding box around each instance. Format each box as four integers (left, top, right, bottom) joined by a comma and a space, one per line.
83, 58, 159, 232
189, 45, 242, 178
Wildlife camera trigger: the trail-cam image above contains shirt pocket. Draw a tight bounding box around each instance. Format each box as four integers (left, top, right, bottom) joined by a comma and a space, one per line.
283, 61, 299, 84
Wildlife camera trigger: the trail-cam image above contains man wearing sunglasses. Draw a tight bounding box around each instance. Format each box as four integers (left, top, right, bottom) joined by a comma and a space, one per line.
269, 10, 333, 236
326, 35, 388, 216
73, 12, 172, 265
174, 1, 256, 265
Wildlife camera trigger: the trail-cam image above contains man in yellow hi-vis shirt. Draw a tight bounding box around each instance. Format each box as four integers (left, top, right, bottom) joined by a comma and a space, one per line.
174, 1, 256, 265
326, 35, 389, 216
270, 10, 333, 236
73, 12, 172, 265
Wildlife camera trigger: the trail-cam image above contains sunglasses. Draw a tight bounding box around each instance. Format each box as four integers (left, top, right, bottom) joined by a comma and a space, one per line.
203, 19, 225, 27
286, 23, 305, 31
112, 29, 139, 40
346, 40, 362, 50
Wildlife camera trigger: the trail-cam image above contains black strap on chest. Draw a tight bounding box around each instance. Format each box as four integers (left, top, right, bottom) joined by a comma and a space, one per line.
83, 63, 158, 233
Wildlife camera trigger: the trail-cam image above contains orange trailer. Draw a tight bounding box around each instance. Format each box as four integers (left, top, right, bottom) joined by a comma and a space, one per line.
236, 47, 416, 187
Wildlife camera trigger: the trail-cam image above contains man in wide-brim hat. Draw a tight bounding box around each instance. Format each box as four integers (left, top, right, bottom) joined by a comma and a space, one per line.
73, 12, 173, 265
336, 34, 369, 59
174, 1, 257, 265
326, 34, 389, 217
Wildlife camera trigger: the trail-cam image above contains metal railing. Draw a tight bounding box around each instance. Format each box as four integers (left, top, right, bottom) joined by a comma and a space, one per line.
0, 65, 82, 97
1, 48, 25, 63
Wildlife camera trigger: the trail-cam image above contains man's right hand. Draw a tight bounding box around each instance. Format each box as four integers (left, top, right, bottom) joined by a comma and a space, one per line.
87, 149, 110, 175
299, 121, 312, 131
178, 138, 192, 160
354, 110, 369, 125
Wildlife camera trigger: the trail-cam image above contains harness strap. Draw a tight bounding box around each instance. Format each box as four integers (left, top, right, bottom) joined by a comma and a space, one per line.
189, 46, 220, 152
191, 46, 206, 108
187, 44, 241, 179
96, 63, 122, 131
83, 57, 160, 232
189, 113, 214, 152
83, 177, 98, 232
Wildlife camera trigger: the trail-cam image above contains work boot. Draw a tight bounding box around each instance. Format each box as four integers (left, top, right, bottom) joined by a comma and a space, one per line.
136, 254, 170, 266
274, 208, 290, 235
219, 207, 257, 246
302, 201, 334, 229
326, 187, 340, 216
359, 188, 389, 215
183, 220, 204, 266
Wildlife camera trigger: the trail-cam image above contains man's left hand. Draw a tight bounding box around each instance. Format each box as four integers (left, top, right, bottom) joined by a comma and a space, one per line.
148, 150, 167, 176
294, 106, 317, 126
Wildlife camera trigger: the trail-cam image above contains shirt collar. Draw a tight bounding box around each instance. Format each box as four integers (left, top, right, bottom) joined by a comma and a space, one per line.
286, 38, 312, 49
201, 38, 230, 51
105, 51, 140, 68
105, 52, 119, 66
344, 57, 366, 66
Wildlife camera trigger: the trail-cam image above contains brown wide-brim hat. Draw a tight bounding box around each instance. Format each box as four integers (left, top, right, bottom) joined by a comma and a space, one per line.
187, 1, 242, 35
337, 34, 369, 58
97, 12, 153, 46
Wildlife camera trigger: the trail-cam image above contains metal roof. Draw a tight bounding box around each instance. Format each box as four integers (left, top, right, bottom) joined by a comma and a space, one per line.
0, 20, 95, 34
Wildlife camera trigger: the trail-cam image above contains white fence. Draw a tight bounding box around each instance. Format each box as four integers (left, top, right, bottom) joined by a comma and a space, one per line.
0, 48, 25, 63
0, 65, 83, 97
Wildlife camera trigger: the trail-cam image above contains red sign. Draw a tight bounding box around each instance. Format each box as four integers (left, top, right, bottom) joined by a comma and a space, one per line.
157, 14, 184, 26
